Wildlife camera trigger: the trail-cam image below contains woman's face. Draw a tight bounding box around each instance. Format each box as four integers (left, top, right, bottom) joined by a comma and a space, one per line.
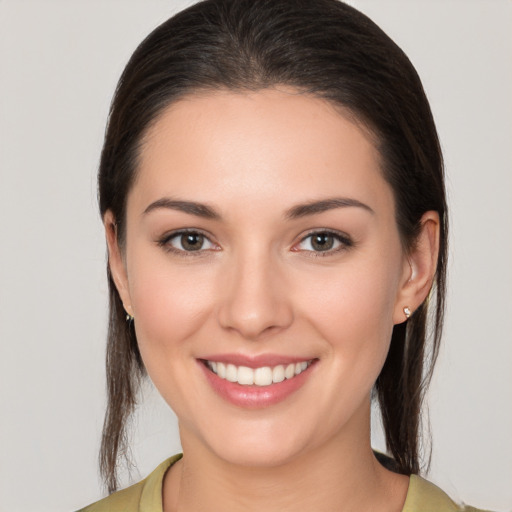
109, 88, 417, 467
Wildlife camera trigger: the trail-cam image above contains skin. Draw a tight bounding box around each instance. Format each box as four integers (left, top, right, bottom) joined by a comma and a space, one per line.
105, 88, 439, 512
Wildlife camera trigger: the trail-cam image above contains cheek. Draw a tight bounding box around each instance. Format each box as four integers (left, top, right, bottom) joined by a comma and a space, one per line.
127, 256, 220, 418
296, 255, 401, 371
292, 261, 401, 439
127, 251, 215, 363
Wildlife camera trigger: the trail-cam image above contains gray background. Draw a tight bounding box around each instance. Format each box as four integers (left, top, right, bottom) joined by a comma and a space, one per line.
0, 1, 511, 511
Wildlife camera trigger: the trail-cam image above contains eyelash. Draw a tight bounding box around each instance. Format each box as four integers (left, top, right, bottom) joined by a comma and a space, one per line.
157, 229, 218, 257
157, 229, 354, 258
295, 229, 354, 258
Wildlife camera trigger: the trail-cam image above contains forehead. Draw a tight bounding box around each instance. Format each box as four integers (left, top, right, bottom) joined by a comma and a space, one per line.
131, 88, 393, 217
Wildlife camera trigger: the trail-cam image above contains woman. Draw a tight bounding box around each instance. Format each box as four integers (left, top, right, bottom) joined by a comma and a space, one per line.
79, 0, 488, 510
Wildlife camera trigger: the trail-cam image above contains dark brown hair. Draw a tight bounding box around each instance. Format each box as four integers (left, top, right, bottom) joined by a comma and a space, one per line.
98, 0, 447, 493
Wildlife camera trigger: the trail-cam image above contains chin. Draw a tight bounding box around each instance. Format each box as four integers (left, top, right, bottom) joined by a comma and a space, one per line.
215, 438, 305, 468
190, 414, 320, 469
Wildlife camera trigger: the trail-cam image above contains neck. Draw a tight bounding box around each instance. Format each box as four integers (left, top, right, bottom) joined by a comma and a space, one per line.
163, 404, 408, 512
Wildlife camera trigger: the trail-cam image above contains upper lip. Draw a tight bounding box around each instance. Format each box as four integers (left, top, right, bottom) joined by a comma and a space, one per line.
198, 353, 316, 368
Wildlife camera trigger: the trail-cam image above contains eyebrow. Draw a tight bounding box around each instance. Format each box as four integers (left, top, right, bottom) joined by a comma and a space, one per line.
284, 197, 374, 220
143, 196, 374, 220
143, 198, 221, 219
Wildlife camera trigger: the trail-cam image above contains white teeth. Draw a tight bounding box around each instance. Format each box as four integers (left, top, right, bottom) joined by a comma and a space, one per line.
237, 366, 254, 385
272, 365, 285, 383
226, 364, 237, 382
217, 362, 226, 378
285, 363, 295, 379
206, 359, 312, 386
254, 366, 273, 386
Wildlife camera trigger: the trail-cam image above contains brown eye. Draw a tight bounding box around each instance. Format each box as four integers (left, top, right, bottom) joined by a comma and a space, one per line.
180, 232, 204, 251
162, 230, 216, 253
311, 233, 335, 251
295, 230, 353, 255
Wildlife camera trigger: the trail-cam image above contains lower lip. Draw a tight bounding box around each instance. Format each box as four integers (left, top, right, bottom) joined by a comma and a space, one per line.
199, 360, 316, 409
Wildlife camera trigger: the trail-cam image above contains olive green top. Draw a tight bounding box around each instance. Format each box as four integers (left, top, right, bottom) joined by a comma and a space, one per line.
78, 454, 490, 512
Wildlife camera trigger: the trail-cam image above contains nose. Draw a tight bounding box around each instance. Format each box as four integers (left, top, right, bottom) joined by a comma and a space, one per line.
217, 248, 294, 341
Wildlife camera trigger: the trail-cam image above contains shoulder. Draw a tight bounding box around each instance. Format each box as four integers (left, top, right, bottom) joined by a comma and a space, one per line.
404, 475, 493, 512
76, 480, 144, 512
76, 455, 182, 512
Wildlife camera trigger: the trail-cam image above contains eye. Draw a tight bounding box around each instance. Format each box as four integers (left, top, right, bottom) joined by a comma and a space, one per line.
295, 230, 353, 255
159, 230, 217, 254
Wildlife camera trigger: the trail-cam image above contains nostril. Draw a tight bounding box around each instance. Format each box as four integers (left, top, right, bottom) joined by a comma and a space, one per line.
215, 262, 294, 339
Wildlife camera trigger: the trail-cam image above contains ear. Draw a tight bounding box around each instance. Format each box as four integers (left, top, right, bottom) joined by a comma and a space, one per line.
103, 210, 134, 317
393, 211, 440, 324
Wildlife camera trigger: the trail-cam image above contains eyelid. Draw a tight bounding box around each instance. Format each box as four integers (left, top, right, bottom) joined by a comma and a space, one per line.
292, 229, 354, 256
157, 228, 219, 256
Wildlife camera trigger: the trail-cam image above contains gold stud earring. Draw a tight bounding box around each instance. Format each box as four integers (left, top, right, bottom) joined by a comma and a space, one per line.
125, 306, 134, 322
403, 307, 411, 319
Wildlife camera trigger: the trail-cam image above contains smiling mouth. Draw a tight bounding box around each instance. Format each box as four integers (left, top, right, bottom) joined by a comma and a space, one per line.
203, 360, 315, 387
